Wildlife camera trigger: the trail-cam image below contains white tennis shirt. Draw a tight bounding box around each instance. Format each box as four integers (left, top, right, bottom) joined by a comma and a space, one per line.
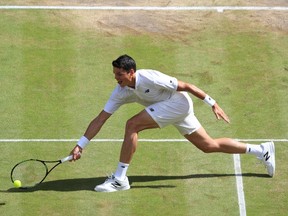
104, 69, 179, 114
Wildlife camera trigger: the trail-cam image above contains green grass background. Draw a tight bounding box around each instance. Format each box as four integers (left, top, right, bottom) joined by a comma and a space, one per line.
0, 6, 287, 216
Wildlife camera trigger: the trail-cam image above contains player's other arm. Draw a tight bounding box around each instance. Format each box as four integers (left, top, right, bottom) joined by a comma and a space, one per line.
70, 110, 112, 160
177, 80, 230, 123
177, 80, 206, 100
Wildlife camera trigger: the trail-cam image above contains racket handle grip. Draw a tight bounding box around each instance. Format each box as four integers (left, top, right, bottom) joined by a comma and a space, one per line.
61, 152, 81, 163
61, 155, 73, 163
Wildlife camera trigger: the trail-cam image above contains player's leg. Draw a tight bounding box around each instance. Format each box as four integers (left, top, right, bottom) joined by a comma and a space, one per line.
174, 110, 275, 177
184, 126, 275, 177
184, 126, 247, 154
119, 109, 159, 163
95, 109, 159, 192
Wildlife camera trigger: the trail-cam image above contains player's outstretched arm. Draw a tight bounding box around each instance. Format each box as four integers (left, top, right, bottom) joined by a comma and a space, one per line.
83, 110, 112, 140
70, 110, 112, 161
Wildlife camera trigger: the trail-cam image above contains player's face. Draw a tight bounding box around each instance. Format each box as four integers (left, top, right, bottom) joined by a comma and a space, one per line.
113, 67, 135, 88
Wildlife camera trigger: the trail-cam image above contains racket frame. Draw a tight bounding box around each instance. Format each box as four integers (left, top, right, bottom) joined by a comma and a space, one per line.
10, 155, 72, 189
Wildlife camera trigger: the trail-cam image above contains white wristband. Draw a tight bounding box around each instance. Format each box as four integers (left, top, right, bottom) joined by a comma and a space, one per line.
77, 136, 90, 149
203, 95, 216, 107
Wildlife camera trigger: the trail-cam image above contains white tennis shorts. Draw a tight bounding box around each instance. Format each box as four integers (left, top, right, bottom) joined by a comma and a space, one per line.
145, 92, 201, 135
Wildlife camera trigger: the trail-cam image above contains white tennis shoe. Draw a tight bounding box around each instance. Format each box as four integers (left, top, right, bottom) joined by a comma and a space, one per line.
258, 141, 275, 177
94, 174, 130, 192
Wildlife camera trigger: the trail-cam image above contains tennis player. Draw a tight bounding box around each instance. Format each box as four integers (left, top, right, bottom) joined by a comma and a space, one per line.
70, 54, 275, 192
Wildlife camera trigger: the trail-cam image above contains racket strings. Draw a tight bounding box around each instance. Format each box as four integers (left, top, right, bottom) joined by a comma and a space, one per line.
12, 160, 47, 188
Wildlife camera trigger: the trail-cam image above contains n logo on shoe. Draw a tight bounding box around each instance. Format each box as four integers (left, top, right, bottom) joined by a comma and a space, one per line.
263, 151, 270, 161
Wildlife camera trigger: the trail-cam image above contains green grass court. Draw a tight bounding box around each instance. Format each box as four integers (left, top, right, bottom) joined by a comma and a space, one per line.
0, 1, 288, 215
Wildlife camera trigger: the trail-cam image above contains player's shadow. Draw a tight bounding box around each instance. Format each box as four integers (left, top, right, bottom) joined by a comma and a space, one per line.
4, 172, 268, 193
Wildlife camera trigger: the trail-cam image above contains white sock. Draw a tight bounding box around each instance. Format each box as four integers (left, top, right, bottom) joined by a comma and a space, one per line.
114, 162, 129, 181
246, 144, 262, 157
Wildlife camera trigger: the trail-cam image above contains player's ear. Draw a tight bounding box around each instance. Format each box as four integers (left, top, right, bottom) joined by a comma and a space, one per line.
128, 68, 135, 75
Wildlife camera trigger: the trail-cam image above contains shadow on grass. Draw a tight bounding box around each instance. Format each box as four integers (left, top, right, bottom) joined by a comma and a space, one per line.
3, 172, 269, 193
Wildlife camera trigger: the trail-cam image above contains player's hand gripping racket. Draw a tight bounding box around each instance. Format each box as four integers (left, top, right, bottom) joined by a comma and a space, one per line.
10, 155, 74, 189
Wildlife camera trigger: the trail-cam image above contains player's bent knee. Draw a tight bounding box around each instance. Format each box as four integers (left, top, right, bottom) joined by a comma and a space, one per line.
125, 118, 139, 132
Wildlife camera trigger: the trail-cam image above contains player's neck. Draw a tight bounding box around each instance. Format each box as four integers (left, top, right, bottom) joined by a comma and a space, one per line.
128, 74, 136, 89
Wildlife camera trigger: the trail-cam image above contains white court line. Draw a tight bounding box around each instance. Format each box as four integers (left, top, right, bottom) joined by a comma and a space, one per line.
0, 138, 287, 142
233, 154, 246, 216
0, 6, 288, 11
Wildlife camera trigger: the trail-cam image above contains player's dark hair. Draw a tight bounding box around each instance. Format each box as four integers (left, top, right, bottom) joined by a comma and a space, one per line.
112, 54, 136, 72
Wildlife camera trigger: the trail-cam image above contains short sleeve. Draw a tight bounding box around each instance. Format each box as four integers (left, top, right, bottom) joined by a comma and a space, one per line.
153, 71, 178, 91
104, 86, 136, 114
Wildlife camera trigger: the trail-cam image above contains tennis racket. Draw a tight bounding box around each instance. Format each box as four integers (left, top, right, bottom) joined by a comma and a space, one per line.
10, 155, 73, 189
